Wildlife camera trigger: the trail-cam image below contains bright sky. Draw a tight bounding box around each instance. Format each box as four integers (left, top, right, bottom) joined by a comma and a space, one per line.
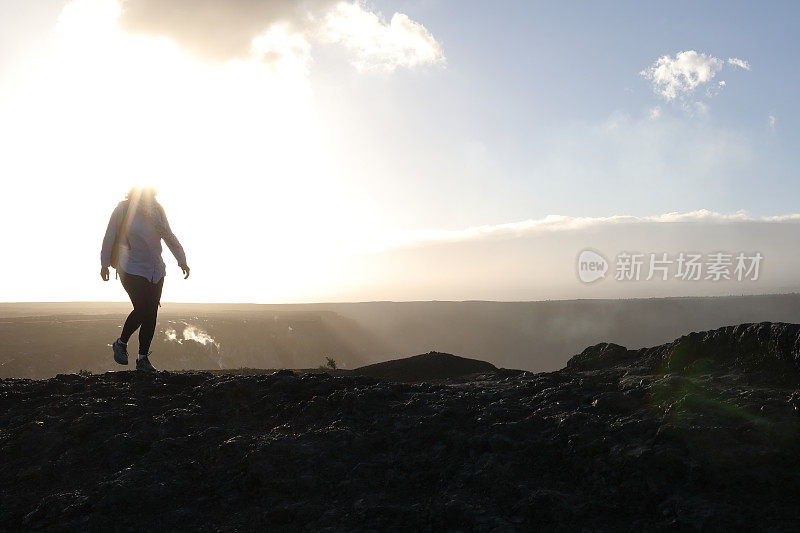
1, 0, 799, 302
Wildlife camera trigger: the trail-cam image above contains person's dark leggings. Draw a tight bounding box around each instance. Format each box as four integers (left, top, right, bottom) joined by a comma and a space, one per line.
119, 270, 164, 355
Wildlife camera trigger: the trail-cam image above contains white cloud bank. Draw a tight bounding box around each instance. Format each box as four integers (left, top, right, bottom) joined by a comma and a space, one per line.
392, 209, 800, 248
117, 0, 444, 72
326, 210, 800, 303
640, 50, 750, 103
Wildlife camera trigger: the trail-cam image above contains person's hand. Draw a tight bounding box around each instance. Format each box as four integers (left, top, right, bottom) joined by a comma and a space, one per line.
100, 266, 110, 281
180, 264, 190, 279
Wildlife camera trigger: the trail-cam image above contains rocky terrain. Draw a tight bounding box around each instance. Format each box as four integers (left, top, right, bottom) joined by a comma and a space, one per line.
3, 322, 800, 530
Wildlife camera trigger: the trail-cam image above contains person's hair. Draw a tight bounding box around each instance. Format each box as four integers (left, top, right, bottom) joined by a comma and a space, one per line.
125, 186, 158, 202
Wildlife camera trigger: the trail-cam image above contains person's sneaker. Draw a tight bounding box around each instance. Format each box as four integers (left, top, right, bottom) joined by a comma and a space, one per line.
112, 339, 128, 365
136, 353, 157, 372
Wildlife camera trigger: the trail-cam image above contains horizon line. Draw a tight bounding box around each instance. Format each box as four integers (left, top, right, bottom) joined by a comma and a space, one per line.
3, 292, 800, 307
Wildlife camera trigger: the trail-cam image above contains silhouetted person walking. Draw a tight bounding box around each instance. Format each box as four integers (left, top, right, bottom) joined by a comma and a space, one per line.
100, 187, 189, 371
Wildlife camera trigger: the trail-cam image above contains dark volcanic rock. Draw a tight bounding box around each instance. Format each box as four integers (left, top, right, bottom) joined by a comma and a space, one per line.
566, 342, 633, 371
353, 351, 497, 382
2, 322, 800, 531
568, 322, 800, 383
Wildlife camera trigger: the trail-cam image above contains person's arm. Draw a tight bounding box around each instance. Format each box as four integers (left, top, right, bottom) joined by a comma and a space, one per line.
100, 204, 124, 280
160, 207, 190, 278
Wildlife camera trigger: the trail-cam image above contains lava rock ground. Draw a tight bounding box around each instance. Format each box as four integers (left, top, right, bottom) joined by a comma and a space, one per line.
3, 323, 800, 531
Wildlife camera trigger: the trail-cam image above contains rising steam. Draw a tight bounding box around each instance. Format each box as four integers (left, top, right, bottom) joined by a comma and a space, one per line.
164, 322, 220, 348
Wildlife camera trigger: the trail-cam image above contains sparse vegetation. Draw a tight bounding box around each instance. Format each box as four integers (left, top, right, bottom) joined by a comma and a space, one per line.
317, 356, 338, 371
326, 357, 337, 370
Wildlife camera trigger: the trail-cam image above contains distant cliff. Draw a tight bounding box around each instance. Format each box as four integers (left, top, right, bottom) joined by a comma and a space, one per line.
568, 322, 800, 384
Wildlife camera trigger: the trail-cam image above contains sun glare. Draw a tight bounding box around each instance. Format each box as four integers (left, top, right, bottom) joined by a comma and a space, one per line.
0, 0, 381, 302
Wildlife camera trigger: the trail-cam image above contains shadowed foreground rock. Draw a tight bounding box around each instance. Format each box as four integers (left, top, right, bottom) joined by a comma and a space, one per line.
3, 323, 800, 530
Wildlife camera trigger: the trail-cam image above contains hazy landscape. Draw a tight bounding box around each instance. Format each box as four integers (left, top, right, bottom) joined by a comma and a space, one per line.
3, 1, 800, 529
4, 294, 800, 378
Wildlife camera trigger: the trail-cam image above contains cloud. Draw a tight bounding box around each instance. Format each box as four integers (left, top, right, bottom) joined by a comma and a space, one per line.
321, 2, 445, 71
118, 0, 331, 61
769, 115, 776, 129
251, 24, 313, 77
640, 50, 749, 104
116, 0, 444, 71
727, 57, 751, 70
393, 209, 800, 248
648, 106, 661, 119
640, 51, 723, 101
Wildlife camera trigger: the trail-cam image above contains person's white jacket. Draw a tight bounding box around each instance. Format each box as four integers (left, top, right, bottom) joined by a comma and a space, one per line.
101, 200, 187, 283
